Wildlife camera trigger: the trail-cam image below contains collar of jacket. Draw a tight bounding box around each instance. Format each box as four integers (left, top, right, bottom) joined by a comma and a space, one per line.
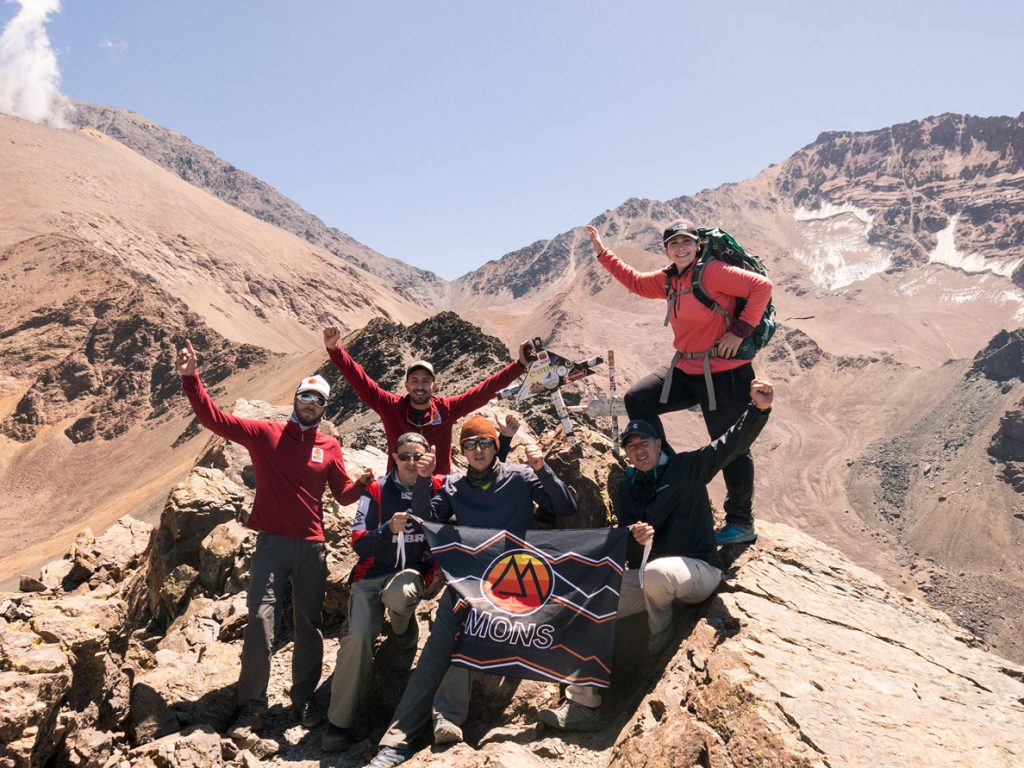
403, 396, 441, 427
627, 450, 670, 482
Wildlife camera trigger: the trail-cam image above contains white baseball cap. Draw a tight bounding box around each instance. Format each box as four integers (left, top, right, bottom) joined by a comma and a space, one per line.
296, 374, 330, 399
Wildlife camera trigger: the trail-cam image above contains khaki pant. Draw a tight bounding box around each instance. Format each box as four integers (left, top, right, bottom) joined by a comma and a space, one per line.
327, 569, 423, 729
237, 532, 327, 707
566, 556, 723, 708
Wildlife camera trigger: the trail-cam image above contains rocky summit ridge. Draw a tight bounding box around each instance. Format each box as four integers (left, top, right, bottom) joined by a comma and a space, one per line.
1, 316, 1022, 768
3, 413, 1023, 768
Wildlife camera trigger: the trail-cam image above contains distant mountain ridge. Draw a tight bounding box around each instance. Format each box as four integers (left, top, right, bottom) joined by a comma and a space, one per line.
3, 104, 1024, 671
452, 112, 1024, 310
72, 103, 448, 307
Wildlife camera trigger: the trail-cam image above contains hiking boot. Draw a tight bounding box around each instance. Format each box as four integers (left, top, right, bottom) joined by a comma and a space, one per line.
433, 715, 463, 745
393, 617, 420, 651
367, 747, 414, 768
537, 700, 602, 732
293, 698, 323, 728
227, 702, 266, 738
648, 625, 676, 655
715, 522, 757, 546
321, 722, 352, 752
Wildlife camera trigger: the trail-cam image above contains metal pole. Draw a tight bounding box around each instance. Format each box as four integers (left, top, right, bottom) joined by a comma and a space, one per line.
608, 349, 620, 454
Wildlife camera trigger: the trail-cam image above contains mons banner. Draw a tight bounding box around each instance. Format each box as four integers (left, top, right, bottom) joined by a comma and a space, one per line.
420, 522, 628, 688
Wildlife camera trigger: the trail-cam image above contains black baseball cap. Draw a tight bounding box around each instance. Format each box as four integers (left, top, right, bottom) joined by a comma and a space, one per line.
662, 221, 699, 245
621, 419, 660, 445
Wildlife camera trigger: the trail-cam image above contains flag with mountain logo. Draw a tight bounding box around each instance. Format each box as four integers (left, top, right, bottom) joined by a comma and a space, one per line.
420, 522, 628, 687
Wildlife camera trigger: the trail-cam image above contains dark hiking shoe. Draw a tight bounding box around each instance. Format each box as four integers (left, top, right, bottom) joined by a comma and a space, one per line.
293, 698, 323, 728
648, 625, 676, 655
227, 702, 266, 738
367, 747, 414, 767
537, 700, 602, 731
394, 617, 420, 651
715, 522, 757, 546
432, 715, 463, 745
321, 722, 353, 752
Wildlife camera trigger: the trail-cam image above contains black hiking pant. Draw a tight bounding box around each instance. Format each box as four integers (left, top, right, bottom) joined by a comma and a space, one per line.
624, 362, 756, 527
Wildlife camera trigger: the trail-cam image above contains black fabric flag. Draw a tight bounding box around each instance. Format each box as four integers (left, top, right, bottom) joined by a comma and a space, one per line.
420, 522, 628, 688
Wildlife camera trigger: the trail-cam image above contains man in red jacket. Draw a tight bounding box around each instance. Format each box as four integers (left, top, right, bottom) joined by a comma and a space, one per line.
322, 325, 532, 474
176, 339, 368, 739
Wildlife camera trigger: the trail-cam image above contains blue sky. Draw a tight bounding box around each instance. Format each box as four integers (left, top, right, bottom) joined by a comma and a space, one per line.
8, 1, 1024, 279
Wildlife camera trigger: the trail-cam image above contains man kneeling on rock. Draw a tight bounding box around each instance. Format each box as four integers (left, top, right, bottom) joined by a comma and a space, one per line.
322, 432, 444, 752
539, 378, 774, 732
175, 340, 369, 739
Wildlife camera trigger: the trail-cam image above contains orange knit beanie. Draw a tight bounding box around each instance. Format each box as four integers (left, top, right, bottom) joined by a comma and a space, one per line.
459, 414, 498, 444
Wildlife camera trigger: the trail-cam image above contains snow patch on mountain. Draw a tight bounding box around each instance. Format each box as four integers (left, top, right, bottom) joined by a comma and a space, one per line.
792, 204, 890, 290
930, 215, 1023, 278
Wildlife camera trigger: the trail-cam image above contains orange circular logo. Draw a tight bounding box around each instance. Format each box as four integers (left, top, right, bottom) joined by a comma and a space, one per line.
481, 550, 554, 615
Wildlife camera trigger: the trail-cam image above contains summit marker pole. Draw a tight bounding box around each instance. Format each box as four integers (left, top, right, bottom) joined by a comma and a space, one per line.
608, 349, 620, 454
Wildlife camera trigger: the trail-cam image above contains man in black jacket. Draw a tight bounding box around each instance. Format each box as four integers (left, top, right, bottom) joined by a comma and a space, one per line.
539, 378, 774, 731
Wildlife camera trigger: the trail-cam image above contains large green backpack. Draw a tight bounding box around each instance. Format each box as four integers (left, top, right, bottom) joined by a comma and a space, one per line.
663, 227, 776, 359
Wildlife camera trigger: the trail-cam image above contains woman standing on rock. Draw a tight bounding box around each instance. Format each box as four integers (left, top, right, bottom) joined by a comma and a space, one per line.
586, 222, 773, 545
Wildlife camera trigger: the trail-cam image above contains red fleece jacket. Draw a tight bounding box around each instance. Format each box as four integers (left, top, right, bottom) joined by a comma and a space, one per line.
327, 345, 524, 474
598, 250, 773, 375
182, 373, 361, 541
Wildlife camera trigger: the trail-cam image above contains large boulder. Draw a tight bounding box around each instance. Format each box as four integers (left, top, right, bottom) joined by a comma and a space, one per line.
25, 588, 131, 732
145, 467, 246, 618
540, 425, 623, 529
129, 599, 241, 743
120, 724, 231, 768
62, 726, 120, 768
0, 622, 73, 768
0, 668, 72, 768
602, 521, 1024, 768
192, 399, 290, 504
65, 516, 153, 589
197, 521, 252, 597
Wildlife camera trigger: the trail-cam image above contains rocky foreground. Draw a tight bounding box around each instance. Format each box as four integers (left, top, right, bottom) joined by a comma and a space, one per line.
2, 404, 1023, 768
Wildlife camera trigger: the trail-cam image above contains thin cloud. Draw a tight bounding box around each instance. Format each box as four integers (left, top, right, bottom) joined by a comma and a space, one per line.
99, 37, 127, 54
0, 0, 69, 127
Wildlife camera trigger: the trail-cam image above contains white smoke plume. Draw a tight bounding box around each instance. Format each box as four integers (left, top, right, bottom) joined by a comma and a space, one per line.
0, 0, 69, 127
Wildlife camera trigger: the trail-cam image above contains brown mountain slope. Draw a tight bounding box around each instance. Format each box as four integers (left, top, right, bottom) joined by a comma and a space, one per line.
0, 112, 434, 580
71, 102, 447, 307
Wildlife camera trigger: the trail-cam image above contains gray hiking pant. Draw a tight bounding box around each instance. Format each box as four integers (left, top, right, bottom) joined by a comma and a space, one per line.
327, 569, 423, 729
237, 532, 327, 708
565, 557, 722, 708
379, 589, 465, 749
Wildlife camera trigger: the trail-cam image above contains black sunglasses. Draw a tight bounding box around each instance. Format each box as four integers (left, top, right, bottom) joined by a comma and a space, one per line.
397, 452, 423, 462
296, 392, 327, 407
462, 437, 496, 451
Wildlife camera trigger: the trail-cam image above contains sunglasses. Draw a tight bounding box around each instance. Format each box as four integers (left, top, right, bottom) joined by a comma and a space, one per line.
397, 452, 424, 462
296, 392, 327, 407
462, 437, 496, 451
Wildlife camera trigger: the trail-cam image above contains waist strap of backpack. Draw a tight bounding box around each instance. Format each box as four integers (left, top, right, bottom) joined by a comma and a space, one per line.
659, 348, 721, 411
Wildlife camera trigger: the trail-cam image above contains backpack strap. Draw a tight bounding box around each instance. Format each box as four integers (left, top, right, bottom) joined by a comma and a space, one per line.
659, 351, 683, 404
663, 267, 693, 326
691, 259, 733, 329
659, 348, 722, 412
